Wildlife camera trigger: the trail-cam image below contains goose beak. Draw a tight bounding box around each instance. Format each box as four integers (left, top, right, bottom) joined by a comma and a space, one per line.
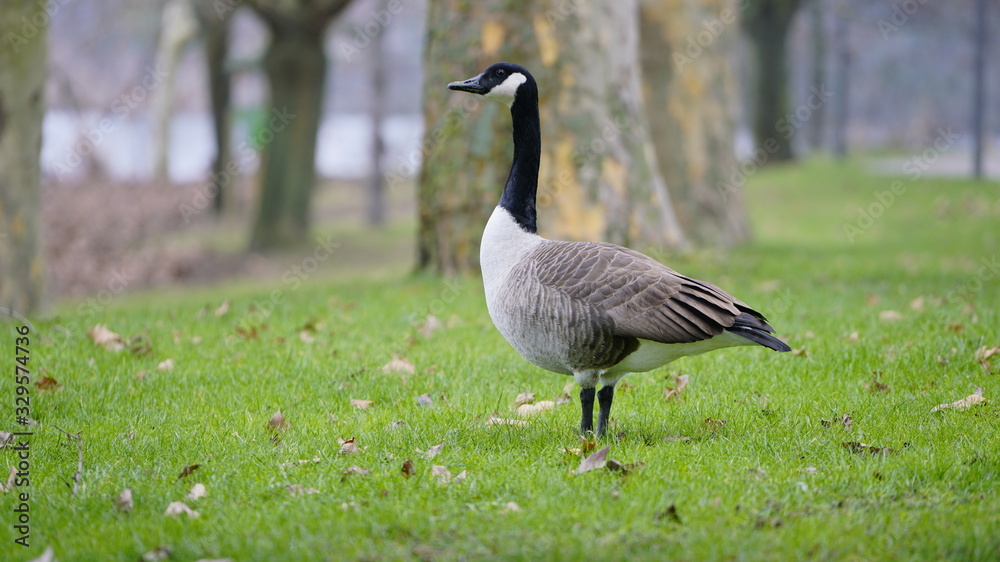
448, 73, 486, 94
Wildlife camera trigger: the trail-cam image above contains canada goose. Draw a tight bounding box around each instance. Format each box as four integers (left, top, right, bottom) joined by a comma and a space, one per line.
448, 62, 791, 437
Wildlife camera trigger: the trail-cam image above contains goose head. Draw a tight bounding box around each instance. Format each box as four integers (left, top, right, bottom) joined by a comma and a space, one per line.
448, 62, 535, 108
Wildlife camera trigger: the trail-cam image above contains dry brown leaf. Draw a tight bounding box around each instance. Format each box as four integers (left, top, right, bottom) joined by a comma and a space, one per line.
931, 389, 987, 412
514, 391, 536, 406
421, 443, 444, 459
280, 457, 321, 467
157, 359, 175, 371
847, 331, 860, 341
338, 437, 359, 455
664, 373, 690, 402
516, 401, 556, 416
186, 483, 207, 501
285, 484, 320, 497
976, 346, 1000, 361
0, 431, 12, 449
140, 546, 172, 562
401, 460, 414, 479
842, 441, 897, 455
178, 464, 200, 479
418, 315, 444, 338
115, 488, 134, 512
865, 373, 890, 393
164, 501, 200, 517
343, 465, 371, 478
34, 376, 61, 392
453, 470, 468, 483
0, 466, 16, 493
909, 296, 925, 311
575, 445, 610, 474
88, 324, 124, 351
663, 435, 694, 442
350, 399, 375, 410
299, 330, 316, 344
555, 393, 572, 405
820, 413, 853, 429
703, 417, 726, 429
500, 501, 521, 514
791, 348, 808, 358
654, 504, 682, 524
879, 310, 903, 321
214, 300, 230, 317
267, 410, 288, 431
416, 394, 434, 407
381, 358, 415, 374
389, 420, 406, 430
431, 465, 452, 484
485, 415, 529, 427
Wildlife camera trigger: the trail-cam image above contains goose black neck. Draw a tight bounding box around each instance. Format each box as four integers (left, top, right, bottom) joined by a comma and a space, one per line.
499, 90, 541, 234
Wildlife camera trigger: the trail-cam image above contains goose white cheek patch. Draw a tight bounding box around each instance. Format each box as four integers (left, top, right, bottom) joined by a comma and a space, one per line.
485, 73, 527, 107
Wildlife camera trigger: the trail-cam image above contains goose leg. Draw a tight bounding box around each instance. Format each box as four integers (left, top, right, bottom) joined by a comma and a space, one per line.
580, 387, 595, 434
596, 385, 615, 437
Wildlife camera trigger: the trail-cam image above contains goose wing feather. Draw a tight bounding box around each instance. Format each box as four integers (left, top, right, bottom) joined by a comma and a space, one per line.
530, 241, 773, 345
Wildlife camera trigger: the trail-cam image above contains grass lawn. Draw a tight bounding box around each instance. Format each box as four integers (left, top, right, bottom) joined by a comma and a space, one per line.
3, 159, 999, 560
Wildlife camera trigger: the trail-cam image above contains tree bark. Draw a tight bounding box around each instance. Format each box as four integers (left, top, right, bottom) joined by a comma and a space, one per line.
153, 0, 199, 181
639, 0, 751, 248
245, 1, 353, 251
417, 0, 685, 275
193, 1, 233, 215
0, 1, 47, 315
743, 0, 801, 163
368, 0, 388, 226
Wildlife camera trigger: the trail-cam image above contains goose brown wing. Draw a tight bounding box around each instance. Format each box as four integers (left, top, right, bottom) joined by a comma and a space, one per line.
530, 241, 749, 345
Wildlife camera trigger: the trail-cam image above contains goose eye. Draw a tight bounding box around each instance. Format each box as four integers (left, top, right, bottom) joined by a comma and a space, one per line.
497, 69, 505, 77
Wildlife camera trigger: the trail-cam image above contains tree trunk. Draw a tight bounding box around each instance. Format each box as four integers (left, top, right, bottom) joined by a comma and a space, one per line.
245, 1, 352, 251
152, 0, 199, 181
743, 0, 801, 163
807, 0, 827, 152
639, 0, 750, 248
971, 0, 986, 179
417, 0, 686, 275
193, 1, 233, 215
368, 0, 388, 226
831, 1, 849, 160
0, 1, 47, 315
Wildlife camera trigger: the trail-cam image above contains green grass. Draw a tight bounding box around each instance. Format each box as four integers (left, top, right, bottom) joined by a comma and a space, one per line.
4, 158, 1000, 560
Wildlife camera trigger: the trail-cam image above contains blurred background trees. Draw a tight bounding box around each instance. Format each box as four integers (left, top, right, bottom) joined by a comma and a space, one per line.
3, 0, 998, 311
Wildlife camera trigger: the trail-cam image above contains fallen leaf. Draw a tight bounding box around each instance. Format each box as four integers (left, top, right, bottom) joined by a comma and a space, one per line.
909, 296, 925, 311
186, 483, 207, 501
664, 373, 690, 402
267, 410, 288, 431
214, 300, 230, 317
580, 436, 598, 454
140, 546, 172, 562
791, 348, 808, 358
865, 372, 890, 393
514, 391, 536, 406
431, 465, 452, 484
343, 465, 371, 478
820, 413, 853, 429
976, 346, 1000, 361
879, 310, 903, 321
280, 457, 321, 467
654, 504, 682, 524
606, 459, 644, 474
453, 470, 468, 483
417, 315, 444, 338
485, 415, 529, 427
516, 400, 555, 416
381, 358, 415, 374
931, 389, 987, 412
864, 294, 880, 305
842, 441, 897, 455
299, 330, 315, 344
421, 443, 444, 459
401, 460, 414, 479
555, 393, 572, 405
33, 376, 61, 391
88, 324, 124, 351
236, 325, 258, 340
341, 501, 358, 511
285, 484, 320, 497
389, 420, 406, 430
663, 435, 694, 442
129, 335, 152, 356
164, 501, 200, 517
803, 467, 819, 474
190, 336, 202, 344
350, 399, 375, 410
135, 370, 148, 381
178, 464, 200, 479
575, 446, 610, 474
0, 431, 12, 449
703, 417, 726, 429
0, 466, 15, 493
157, 359, 175, 371
500, 501, 521, 513
417, 393, 434, 407
115, 488, 134, 512
847, 331, 860, 341
338, 437, 359, 455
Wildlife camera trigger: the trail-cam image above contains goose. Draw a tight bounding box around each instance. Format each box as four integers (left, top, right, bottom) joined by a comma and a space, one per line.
448, 62, 791, 437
